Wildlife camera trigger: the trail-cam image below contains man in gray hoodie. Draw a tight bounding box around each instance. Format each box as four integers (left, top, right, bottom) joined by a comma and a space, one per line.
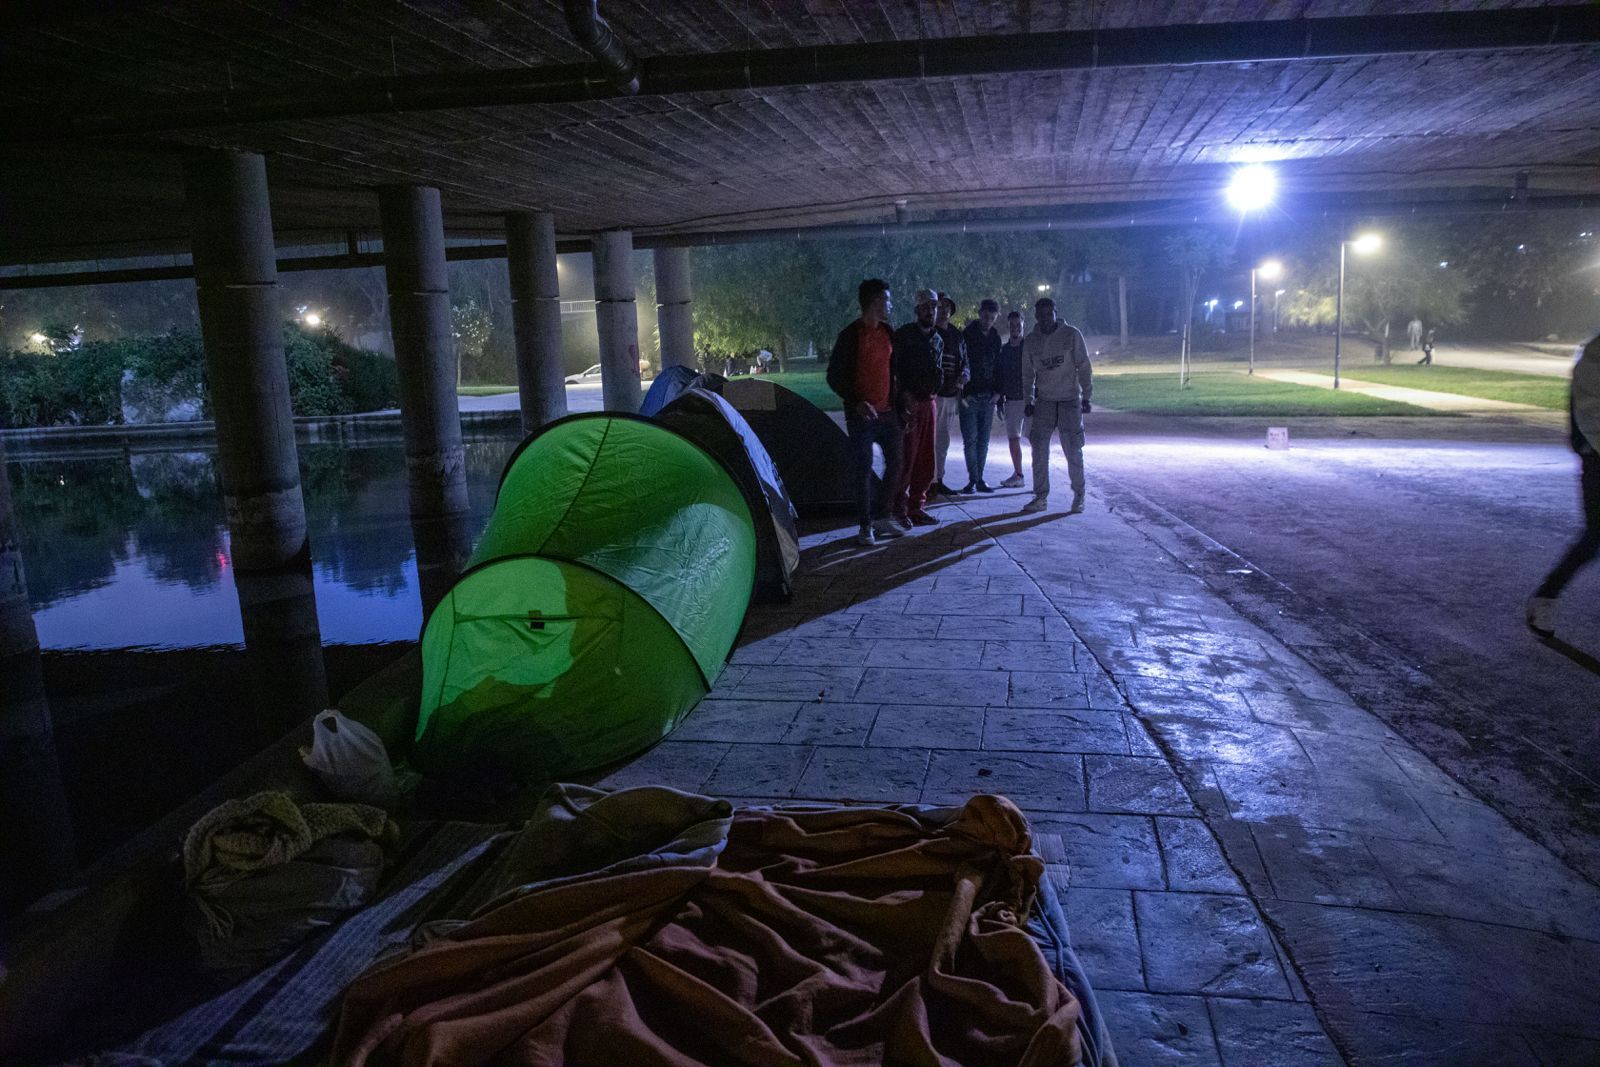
1020, 297, 1093, 515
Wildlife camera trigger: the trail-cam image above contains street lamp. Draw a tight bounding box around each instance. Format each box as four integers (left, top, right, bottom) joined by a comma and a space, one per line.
1335, 233, 1382, 389
1273, 288, 1286, 332
1250, 259, 1283, 375
1226, 165, 1277, 213
302, 311, 322, 328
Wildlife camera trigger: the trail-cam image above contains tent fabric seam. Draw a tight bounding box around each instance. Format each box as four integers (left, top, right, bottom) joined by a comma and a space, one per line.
533, 416, 612, 558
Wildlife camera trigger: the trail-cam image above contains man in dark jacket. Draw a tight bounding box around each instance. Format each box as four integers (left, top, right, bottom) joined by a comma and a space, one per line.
931, 292, 970, 496
829, 279, 907, 547
891, 289, 944, 526
959, 298, 1002, 493
1528, 331, 1600, 636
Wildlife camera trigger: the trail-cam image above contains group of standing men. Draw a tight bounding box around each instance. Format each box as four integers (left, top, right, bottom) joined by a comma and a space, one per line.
829, 280, 1094, 547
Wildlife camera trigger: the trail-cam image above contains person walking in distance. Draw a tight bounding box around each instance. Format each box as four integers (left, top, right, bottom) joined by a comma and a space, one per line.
930, 292, 969, 497
1417, 327, 1436, 366
1020, 297, 1093, 515
959, 298, 1002, 493
891, 289, 945, 527
995, 310, 1028, 489
827, 279, 906, 547
1407, 317, 1423, 352
1527, 332, 1600, 636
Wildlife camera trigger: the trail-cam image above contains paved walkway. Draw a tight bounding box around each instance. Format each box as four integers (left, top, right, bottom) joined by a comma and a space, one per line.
1252, 369, 1540, 413
591, 446, 1600, 1064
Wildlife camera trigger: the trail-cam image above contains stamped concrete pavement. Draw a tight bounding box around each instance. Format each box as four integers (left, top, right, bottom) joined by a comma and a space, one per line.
594, 435, 1599, 1063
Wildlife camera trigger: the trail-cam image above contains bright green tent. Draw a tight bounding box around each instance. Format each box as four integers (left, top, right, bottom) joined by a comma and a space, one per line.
413, 414, 757, 781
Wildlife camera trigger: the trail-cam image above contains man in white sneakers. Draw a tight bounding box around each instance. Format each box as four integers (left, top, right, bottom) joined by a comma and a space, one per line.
1020, 296, 1093, 515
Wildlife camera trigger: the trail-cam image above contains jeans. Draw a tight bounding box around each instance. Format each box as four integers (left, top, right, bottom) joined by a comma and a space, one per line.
1537, 451, 1600, 597
933, 393, 961, 482
897, 396, 936, 514
845, 408, 902, 529
1029, 400, 1085, 499
959, 392, 995, 486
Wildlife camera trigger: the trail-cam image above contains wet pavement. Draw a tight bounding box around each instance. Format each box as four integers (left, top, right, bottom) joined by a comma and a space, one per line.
619, 416, 1599, 1064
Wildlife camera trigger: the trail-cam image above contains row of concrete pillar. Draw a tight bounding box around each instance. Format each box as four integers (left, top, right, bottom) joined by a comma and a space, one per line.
189, 150, 696, 573
4, 148, 705, 905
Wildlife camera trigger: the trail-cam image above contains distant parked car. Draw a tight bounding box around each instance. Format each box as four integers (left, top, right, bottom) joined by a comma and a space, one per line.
565, 360, 652, 384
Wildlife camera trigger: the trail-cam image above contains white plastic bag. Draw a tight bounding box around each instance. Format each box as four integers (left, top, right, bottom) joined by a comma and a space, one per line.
301, 709, 395, 806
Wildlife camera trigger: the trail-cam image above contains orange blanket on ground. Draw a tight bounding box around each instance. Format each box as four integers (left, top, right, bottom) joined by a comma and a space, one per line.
332, 791, 1081, 1066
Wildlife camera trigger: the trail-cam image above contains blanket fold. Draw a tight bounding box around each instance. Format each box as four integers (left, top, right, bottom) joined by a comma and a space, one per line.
333, 787, 1080, 1066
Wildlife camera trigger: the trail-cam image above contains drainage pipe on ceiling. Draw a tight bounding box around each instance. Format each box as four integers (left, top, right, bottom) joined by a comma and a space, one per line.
3, 6, 1598, 141
563, 0, 640, 95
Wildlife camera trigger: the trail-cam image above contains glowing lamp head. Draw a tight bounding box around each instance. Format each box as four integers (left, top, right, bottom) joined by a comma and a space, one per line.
303, 312, 322, 328
1037, 283, 1051, 292
1351, 233, 1382, 255
1226, 165, 1277, 213
1257, 259, 1284, 281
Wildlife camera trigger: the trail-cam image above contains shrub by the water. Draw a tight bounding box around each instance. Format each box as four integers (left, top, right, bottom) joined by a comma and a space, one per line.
0, 326, 399, 427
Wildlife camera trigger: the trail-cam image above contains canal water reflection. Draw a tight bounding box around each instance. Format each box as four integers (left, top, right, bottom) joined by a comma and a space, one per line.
8, 436, 517, 649
2, 432, 520, 879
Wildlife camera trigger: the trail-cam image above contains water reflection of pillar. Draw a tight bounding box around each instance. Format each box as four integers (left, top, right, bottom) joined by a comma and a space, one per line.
410, 512, 474, 619
0, 438, 78, 913
235, 568, 329, 741
186, 150, 328, 737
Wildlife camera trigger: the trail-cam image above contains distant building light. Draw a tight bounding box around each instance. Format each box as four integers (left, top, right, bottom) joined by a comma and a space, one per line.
1517, 244, 1526, 252
1438, 261, 1449, 268
1037, 283, 1051, 292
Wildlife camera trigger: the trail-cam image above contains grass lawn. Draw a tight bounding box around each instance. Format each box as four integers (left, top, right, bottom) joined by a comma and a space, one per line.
743, 367, 1442, 417
457, 384, 518, 396
1335, 364, 1568, 410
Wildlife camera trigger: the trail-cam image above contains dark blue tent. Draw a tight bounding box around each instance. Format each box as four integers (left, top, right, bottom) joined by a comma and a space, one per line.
640, 365, 704, 418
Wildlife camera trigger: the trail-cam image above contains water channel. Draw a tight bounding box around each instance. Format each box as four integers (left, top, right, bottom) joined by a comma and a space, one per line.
5, 430, 521, 871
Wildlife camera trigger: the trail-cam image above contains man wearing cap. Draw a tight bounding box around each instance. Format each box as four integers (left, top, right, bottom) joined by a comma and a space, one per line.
891, 289, 944, 526
959, 298, 1002, 493
931, 292, 970, 497
828, 278, 908, 547
1021, 296, 1092, 515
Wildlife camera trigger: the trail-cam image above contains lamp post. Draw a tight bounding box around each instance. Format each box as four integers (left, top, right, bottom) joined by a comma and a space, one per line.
1334, 233, 1381, 390
1250, 259, 1282, 376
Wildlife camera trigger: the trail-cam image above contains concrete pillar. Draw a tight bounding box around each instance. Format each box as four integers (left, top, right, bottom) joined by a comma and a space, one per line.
184, 150, 308, 572
378, 185, 469, 518
592, 230, 643, 412
0, 436, 77, 911
655, 246, 696, 371
507, 211, 567, 432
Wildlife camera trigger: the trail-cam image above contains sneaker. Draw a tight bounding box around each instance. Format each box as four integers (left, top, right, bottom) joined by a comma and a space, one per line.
891, 511, 912, 530
1000, 473, 1025, 489
975, 481, 995, 494
908, 509, 939, 526
1069, 493, 1086, 514
872, 519, 906, 540
960, 482, 977, 495
856, 527, 876, 547
1021, 495, 1048, 514
1526, 596, 1558, 637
